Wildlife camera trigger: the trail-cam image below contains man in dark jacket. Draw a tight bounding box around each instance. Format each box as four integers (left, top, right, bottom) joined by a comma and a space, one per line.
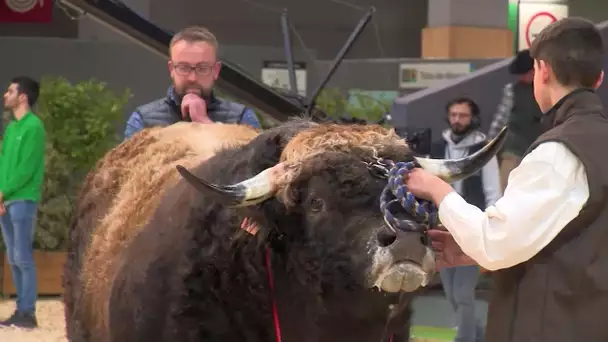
405, 17, 608, 342
488, 49, 544, 190
124, 26, 260, 139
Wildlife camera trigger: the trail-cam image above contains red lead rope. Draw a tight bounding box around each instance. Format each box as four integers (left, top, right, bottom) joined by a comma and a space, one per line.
263, 247, 394, 342
264, 247, 283, 342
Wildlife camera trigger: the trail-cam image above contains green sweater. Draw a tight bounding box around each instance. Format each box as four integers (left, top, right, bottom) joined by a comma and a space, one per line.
0, 112, 46, 202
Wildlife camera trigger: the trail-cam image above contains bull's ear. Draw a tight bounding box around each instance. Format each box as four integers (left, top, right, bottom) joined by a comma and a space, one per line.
246, 134, 286, 175
246, 119, 318, 174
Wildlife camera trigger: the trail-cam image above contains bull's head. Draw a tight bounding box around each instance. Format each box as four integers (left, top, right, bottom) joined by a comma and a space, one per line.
176, 122, 507, 294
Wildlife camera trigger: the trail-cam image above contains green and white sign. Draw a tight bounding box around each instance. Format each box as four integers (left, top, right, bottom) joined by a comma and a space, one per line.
398, 62, 472, 89
509, 0, 569, 52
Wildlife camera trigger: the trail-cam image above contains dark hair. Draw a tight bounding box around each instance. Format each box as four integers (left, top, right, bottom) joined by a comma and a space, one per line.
445, 97, 480, 117
530, 17, 604, 88
509, 49, 534, 75
11, 76, 40, 107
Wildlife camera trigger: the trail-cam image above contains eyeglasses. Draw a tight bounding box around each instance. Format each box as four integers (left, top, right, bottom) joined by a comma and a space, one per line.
171, 62, 216, 76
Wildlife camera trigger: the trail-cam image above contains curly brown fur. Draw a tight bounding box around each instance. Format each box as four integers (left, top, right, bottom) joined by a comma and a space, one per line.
276, 124, 410, 207
107, 122, 420, 342
65, 123, 259, 341
280, 123, 406, 163
63, 128, 162, 341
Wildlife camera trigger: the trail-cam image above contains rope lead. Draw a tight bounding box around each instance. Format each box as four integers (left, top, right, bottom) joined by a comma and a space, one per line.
379, 160, 439, 232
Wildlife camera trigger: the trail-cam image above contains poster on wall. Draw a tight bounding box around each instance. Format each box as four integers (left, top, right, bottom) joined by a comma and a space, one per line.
261, 61, 307, 96
518, 2, 568, 51
398, 63, 472, 89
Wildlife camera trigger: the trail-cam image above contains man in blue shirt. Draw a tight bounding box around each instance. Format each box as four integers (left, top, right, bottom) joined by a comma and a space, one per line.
124, 26, 260, 139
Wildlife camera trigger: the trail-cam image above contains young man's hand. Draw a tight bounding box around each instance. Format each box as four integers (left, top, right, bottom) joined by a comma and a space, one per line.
404, 168, 454, 205
427, 229, 478, 270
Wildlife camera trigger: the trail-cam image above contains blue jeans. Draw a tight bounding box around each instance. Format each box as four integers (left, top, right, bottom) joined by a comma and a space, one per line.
0, 200, 38, 314
440, 265, 484, 342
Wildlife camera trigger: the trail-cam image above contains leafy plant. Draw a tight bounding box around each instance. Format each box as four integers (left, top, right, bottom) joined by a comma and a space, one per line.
0, 76, 130, 251
218, 86, 392, 127
314, 88, 391, 123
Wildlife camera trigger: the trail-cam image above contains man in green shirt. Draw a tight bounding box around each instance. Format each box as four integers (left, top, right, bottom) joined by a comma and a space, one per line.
0, 76, 46, 328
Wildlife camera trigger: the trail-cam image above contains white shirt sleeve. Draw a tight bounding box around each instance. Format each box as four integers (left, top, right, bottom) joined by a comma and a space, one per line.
481, 155, 502, 207
437, 141, 590, 271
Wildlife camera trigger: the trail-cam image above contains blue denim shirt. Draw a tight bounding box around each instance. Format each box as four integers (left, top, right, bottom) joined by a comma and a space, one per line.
124, 87, 261, 140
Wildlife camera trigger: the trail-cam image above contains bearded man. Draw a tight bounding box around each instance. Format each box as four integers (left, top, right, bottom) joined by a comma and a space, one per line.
428, 96, 501, 342
124, 26, 261, 139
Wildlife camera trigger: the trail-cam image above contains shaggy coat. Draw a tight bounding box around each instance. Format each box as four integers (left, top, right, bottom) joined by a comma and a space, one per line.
107, 120, 420, 342
63, 122, 260, 341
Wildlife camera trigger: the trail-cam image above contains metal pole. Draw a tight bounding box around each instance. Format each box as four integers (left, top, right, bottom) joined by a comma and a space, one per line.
280, 9, 298, 95
306, 6, 376, 113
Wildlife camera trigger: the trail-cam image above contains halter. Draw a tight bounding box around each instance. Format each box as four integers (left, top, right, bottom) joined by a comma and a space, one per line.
365, 154, 439, 232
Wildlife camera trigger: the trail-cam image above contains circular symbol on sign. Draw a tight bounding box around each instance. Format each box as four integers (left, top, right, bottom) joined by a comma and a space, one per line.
525, 12, 558, 48
5, 0, 39, 13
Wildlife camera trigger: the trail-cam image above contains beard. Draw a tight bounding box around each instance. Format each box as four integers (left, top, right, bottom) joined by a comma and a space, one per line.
449, 124, 473, 143
450, 124, 469, 135
174, 83, 212, 102
2, 100, 16, 110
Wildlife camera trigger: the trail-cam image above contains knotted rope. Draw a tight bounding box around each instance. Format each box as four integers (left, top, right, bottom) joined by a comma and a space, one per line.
367, 158, 439, 233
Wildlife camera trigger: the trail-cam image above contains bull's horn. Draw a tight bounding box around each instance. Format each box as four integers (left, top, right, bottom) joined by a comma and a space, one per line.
176, 165, 277, 207
414, 126, 508, 183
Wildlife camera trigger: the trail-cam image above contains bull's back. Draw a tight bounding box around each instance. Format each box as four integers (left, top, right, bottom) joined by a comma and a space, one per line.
159, 121, 259, 156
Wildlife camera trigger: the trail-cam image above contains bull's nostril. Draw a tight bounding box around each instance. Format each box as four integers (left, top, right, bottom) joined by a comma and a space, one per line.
377, 230, 397, 247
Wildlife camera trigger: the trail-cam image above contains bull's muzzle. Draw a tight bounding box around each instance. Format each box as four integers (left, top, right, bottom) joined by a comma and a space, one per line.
374, 246, 436, 293
176, 126, 507, 206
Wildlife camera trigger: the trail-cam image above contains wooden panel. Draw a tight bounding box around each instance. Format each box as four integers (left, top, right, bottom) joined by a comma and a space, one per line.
421, 26, 513, 59
1, 251, 67, 296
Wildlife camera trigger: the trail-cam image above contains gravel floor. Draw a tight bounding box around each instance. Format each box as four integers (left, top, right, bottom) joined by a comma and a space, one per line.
0, 297, 66, 342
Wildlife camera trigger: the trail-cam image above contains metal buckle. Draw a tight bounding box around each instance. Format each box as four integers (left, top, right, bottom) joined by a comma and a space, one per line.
368, 163, 389, 178
363, 148, 391, 178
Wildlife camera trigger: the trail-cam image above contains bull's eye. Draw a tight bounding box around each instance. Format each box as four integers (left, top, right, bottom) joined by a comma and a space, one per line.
309, 197, 325, 212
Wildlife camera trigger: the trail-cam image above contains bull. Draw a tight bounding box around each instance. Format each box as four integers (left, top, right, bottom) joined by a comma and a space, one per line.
64, 118, 505, 342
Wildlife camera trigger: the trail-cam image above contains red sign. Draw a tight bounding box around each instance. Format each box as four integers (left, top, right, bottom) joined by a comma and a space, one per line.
0, 0, 53, 23
525, 11, 558, 48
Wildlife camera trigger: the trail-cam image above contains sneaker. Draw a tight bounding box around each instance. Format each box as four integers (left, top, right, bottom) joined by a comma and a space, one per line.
0, 310, 18, 325
0, 311, 38, 329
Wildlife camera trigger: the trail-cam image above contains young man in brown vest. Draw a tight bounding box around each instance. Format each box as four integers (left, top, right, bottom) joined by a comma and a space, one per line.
404, 17, 608, 342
